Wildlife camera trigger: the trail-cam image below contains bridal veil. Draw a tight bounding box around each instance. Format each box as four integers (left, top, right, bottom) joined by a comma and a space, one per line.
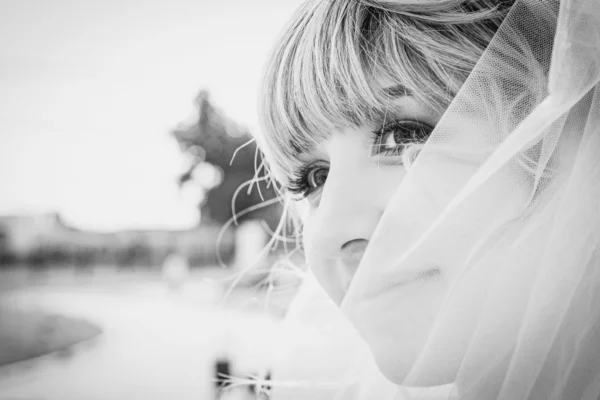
340, 0, 600, 398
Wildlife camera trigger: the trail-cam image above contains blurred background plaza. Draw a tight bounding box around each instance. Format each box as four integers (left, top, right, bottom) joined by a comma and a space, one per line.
0, 1, 331, 399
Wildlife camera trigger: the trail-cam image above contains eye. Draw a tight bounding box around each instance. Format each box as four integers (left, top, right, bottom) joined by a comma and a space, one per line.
372, 120, 433, 157
307, 165, 328, 189
286, 162, 329, 199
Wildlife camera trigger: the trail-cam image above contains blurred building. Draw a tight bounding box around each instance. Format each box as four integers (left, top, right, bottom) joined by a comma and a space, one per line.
0, 212, 234, 269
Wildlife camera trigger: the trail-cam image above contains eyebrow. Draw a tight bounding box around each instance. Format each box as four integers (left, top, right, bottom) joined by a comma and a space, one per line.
288, 85, 413, 162
382, 84, 411, 97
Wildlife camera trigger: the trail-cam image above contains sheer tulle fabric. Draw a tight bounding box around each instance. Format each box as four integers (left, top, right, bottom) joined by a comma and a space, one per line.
340, 0, 600, 398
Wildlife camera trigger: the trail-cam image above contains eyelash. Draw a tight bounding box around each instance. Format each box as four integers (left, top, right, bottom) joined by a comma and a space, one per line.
286, 119, 433, 199
286, 162, 327, 200
372, 119, 433, 157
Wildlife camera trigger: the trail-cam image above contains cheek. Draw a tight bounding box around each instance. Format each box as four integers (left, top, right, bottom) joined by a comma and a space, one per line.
353, 277, 449, 384
420, 160, 530, 278
293, 199, 310, 222
302, 213, 322, 269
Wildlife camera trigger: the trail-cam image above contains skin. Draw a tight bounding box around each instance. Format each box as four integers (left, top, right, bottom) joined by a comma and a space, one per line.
296, 92, 529, 386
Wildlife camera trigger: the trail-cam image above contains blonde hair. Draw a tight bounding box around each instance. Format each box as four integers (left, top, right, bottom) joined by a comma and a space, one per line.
257, 0, 513, 188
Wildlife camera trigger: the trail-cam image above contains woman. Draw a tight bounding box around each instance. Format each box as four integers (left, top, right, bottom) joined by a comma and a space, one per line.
256, 0, 600, 398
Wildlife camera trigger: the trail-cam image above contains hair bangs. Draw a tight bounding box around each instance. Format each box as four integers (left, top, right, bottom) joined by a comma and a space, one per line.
258, 0, 397, 186
258, 0, 513, 187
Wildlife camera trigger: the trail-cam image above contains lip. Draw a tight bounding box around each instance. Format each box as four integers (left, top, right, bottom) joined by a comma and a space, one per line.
350, 267, 442, 302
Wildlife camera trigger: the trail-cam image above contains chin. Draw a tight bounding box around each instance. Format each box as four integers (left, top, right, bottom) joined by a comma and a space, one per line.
356, 310, 468, 387
368, 338, 417, 384
348, 281, 454, 384
370, 341, 458, 387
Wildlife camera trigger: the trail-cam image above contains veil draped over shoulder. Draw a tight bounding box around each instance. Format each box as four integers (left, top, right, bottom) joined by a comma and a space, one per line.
339, 0, 600, 398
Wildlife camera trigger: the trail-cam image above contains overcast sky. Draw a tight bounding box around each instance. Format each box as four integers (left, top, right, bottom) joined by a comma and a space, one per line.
0, 0, 301, 231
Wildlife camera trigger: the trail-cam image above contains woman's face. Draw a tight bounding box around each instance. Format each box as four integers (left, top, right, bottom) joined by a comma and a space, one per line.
294, 90, 528, 385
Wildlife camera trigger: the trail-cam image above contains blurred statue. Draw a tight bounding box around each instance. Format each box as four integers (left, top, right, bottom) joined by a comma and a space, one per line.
171, 89, 281, 229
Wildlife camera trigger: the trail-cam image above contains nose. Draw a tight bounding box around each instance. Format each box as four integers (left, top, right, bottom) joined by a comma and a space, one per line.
341, 238, 368, 257
303, 145, 384, 302
307, 145, 383, 258
305, 178, 379, 302
306, 172, 381, 255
